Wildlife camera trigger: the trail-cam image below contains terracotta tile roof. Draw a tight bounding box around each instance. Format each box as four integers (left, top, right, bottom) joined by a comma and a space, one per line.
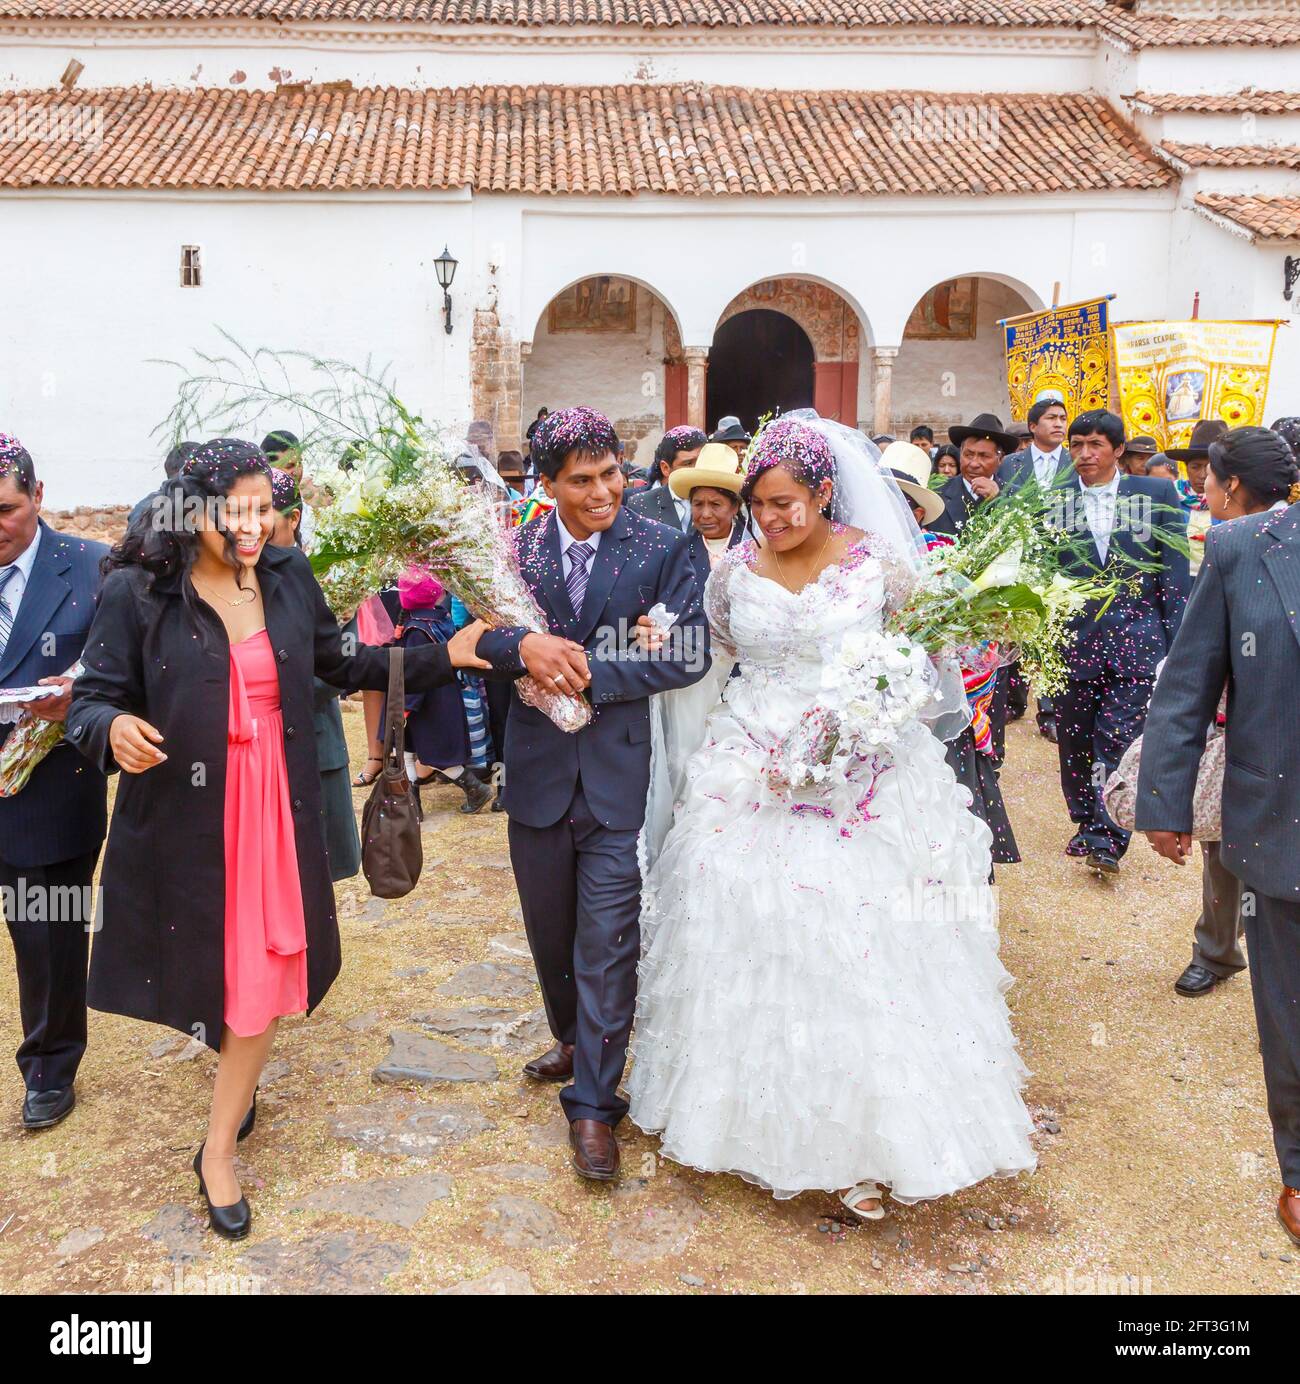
1158, 143, 1300, 170
0, 0, 1105, 25
1194, 193, 1300, 241
1130, 91, 1300, 115
0, 84, 1173, 196
1101, 12, 1300, 50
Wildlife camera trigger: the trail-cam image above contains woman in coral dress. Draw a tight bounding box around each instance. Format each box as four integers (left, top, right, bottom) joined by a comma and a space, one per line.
70, 439, 491, 1238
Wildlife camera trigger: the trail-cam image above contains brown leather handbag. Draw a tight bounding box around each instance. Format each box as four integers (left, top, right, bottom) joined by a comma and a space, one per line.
360, 649, 423, 898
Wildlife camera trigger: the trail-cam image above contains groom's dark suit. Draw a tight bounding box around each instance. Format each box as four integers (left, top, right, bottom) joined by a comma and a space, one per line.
479, 505, 709, 1125
1137, 505, 1300, 1188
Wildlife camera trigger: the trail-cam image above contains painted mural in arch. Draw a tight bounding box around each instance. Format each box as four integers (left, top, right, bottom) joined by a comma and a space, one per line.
716, 279, 861, 364
708, 278, 863, 428
892, 276, 1033, 439
521, 278, 680, 465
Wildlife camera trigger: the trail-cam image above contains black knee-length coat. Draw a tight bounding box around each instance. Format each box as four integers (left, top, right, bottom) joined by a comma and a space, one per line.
66, 544, 455, 1050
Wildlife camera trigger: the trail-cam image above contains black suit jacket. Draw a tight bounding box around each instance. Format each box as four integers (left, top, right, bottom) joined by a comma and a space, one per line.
477, 506, 709, 831
66, 544, 456, 1049
930, 476, 989, 536
626, 483, 690, 533
0, 521, 109, 868
1056, 474, 1190, 681
1000, 448, 1073, 495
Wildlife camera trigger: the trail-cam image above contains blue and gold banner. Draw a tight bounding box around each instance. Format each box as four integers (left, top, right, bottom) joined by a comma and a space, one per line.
1003, 296, 1112, 423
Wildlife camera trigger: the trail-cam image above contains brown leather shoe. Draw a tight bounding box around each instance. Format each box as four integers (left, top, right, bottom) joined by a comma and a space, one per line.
1279, 1187, 1300, 1246
569, 1119, 620, 1181
522, 1042, 574, 1082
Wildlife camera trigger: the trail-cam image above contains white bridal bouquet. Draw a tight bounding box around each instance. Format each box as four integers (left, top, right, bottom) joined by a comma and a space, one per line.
766, 628, 934, 791
158, 346, 591, 732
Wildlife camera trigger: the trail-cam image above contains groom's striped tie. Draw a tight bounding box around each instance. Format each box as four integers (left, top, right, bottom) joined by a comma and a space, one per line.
565, 540, 594, 619
0, 565, 18, 659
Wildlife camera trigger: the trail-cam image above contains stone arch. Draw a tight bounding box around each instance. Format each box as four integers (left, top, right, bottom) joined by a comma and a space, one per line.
516, 274, 687, 466
709, 277, 865, 429
890, 273, 1041, 440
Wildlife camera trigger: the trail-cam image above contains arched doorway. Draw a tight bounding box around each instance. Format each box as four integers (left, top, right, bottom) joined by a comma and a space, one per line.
891, 275, 1039, 438
707, 309, 815, 434
519, 274, 682, 467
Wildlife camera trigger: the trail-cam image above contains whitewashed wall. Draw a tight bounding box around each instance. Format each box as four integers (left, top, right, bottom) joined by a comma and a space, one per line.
7, 179, 1285, 509
892, 277, 1029, 434
0, 26, 1098, 93
0, 190, 472, 507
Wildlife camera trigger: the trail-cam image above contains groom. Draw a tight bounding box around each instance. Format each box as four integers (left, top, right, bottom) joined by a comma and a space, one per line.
478, 406, 710, 1180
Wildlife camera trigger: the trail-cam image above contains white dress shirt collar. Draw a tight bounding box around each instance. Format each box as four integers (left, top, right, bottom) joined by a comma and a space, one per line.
555, 512, 602, 556
1, 521, 42, 611
1078, 469, 1122, 499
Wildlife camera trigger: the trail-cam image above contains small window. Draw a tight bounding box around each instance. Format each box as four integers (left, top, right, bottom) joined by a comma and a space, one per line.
180, 245, 202, 287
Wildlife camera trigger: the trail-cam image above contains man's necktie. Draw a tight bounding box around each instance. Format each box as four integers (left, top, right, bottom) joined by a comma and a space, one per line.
565, 541, 594, 619
0, 566, 18, 659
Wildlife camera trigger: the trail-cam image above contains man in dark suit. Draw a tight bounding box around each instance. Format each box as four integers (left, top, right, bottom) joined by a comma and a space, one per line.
625, 426, 706, 533
1000, 396, 1075, 741
1000, 395, 1072, 494
478, 407, 710, 1181
1136, 473, 1300, 1246
930, 412, 1023, 536
0, 437, 108, 1128
1053, 409, 1190, 876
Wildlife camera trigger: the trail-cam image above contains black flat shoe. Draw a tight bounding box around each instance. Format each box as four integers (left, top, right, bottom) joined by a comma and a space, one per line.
193, 1143, 251, 1240
1175, 963, 1222, 997
22, 1086, 75, 1130
1065, 833, 1091, 858
1088, 849, 1120, 877
237, 1090, 256, 1142
1038, 720, 1059, 744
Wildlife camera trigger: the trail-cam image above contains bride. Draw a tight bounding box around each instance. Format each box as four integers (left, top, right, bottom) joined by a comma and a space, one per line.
627, 413, 1036, 1218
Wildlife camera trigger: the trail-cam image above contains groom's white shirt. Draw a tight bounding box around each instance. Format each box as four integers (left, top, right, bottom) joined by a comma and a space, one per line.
556, 512, 602, 571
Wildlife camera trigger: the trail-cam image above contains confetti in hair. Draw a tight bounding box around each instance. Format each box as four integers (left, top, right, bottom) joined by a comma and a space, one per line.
656, 425, 708, 464
269, 466, 301, 513
531, 406, 619, 479
181, 437, 271, 492
0, 434, 35, 490
741, 417, 835, 503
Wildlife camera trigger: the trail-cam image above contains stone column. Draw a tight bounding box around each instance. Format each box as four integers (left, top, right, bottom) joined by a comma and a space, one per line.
684, 346, 709, 432
871, 346, 899, 438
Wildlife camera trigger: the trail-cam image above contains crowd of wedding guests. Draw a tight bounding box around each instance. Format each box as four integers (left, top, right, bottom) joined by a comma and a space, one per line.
2, 394, 1300, 1247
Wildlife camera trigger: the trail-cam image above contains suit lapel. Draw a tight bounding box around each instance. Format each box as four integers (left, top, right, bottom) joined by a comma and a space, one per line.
1261, 507, 1300, 657
575, 507, 634, 645
0, 524, 72, 684
528, 513, 570, 634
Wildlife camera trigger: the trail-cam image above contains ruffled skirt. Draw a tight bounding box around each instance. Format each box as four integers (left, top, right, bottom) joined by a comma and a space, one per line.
627, 711, 1037, 1202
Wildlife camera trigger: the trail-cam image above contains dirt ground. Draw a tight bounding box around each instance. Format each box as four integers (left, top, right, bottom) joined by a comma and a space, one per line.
0, 706, 1293, 1295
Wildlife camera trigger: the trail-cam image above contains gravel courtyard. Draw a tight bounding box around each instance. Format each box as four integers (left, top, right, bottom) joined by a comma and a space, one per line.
0, 709, 1293, 1295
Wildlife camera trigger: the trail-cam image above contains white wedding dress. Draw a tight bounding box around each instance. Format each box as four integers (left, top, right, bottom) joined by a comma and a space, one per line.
627, 536, 1037, 1202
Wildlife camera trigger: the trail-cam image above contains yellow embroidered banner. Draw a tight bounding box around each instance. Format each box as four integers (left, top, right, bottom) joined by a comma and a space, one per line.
1110, 319, 1282, 450
1003, 297, 1112, 422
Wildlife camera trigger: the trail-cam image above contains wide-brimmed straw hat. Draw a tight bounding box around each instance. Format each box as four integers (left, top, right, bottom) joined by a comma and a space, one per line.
887, 467, 945, 526
668, 442, 745, 500
880, 440, 933, 488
